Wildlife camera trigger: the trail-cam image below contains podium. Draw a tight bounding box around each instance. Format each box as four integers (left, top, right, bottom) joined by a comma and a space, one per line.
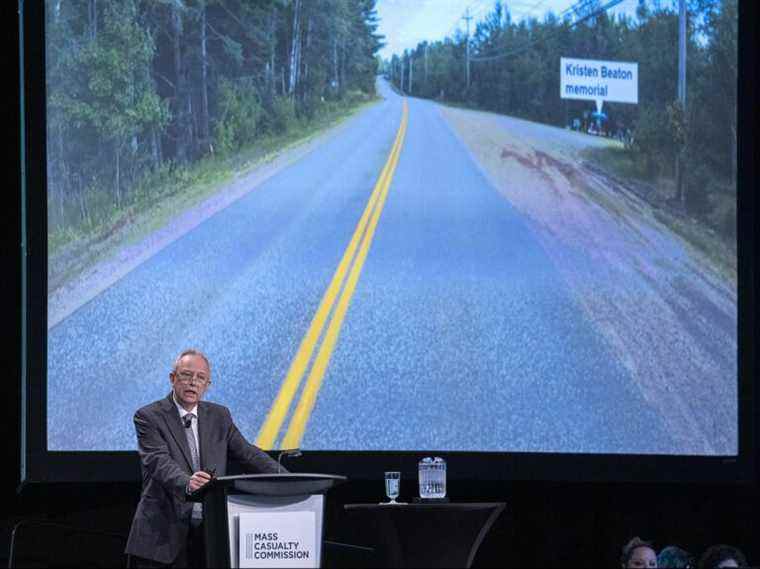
190, 473, 346, 568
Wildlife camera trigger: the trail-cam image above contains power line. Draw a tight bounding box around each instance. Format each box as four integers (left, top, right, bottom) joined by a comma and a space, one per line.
443, 1, 478, 38
508, 0, 555, 22
467, 0, 493, 20
469, 0, 625, 62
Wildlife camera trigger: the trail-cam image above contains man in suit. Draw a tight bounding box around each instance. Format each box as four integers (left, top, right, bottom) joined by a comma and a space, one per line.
126, 349, 282, 568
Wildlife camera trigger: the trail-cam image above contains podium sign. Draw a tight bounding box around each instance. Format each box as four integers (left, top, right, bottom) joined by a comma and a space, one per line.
193, 473, 346, 569
239, 511, 316, 568
227, 494, 323, 569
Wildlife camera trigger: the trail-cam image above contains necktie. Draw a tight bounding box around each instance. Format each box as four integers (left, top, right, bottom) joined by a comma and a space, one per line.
184, 413, 203, 523
184, 413, 200, 472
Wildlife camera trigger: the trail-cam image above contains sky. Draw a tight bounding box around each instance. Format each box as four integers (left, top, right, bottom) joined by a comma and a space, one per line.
376, 0, 643, 59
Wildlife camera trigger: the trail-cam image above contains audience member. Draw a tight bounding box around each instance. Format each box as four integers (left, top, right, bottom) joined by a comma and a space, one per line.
658, 545, 694, 568
621, 537, 658, 568
697, 545, 747, 569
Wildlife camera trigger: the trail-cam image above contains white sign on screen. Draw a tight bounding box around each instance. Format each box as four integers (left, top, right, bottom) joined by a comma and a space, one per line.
560, 57, 639, 113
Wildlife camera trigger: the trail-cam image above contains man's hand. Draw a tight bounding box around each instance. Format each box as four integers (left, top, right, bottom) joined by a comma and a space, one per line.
188, 471, 212, 492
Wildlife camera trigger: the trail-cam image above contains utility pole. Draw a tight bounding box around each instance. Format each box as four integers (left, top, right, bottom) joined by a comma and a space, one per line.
463, 8, 472, 91
409, 54, 413, 94
400, 57, 405, 93
678, 0, 687, 106
424, 43, 429, 92
676, 0, 687, 205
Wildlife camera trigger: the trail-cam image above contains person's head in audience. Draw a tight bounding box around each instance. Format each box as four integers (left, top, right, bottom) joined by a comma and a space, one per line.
621, 537, 658, 568
698, 545, 747, 569
658, 545, 694, 568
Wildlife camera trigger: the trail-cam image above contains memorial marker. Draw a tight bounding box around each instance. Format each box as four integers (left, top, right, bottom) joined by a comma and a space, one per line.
560, 57, 638, 113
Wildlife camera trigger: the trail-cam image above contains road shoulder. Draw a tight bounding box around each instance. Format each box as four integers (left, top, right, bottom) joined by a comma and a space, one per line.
438, 103, 738, 454
48, 99, 382, 329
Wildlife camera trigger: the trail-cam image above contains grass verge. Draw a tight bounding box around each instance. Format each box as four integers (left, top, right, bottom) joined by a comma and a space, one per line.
581, 145, 737, 284
48, 97, 378, 294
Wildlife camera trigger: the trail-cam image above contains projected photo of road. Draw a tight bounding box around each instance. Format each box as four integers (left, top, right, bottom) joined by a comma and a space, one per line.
46, 0, 738, 455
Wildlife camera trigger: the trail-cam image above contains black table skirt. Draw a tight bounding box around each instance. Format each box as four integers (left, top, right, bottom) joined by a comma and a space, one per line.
344, 502, 506, 568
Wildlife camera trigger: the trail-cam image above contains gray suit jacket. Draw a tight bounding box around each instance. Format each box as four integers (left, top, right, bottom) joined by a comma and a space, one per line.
125, 393, 281, 564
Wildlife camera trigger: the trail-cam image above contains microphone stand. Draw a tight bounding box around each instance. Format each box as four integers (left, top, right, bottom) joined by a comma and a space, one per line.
277, 449, 302, 473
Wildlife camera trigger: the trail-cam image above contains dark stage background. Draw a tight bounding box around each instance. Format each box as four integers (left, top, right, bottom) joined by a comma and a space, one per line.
5, 2, 760, 567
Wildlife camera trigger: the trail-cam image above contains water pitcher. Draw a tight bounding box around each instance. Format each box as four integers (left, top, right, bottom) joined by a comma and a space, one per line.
418, 456, 446, 499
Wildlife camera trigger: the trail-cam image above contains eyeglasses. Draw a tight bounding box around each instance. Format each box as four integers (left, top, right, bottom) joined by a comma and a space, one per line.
175, 370, 210, 385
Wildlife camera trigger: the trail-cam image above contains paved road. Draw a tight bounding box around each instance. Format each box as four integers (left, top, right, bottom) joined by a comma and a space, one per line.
48, 79, 675, 453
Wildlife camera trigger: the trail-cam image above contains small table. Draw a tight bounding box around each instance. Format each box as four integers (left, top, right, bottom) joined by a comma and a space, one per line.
344, 502, 505, 568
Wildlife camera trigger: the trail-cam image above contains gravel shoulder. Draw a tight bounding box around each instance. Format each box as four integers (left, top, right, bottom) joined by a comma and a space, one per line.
439, 104, 737, 455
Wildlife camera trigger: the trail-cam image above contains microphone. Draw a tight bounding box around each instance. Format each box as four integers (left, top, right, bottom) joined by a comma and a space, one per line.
277, 448, 302, 473
183, 417, 192, 429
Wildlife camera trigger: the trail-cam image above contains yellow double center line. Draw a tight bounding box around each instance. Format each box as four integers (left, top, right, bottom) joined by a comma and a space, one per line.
255, 100, 409, 450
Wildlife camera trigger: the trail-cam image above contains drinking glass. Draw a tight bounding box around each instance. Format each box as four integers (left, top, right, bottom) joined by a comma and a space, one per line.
384, 471, 401, 504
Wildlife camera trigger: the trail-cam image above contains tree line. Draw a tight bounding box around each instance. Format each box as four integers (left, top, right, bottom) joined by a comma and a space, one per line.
386, 0, 738, 238
46, 0, 382, 235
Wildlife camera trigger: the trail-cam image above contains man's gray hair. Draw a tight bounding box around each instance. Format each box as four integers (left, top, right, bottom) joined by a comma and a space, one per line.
172, 349, 211, 375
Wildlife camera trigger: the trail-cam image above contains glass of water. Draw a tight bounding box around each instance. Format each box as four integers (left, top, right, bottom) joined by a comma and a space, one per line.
384, 471, 401, 504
